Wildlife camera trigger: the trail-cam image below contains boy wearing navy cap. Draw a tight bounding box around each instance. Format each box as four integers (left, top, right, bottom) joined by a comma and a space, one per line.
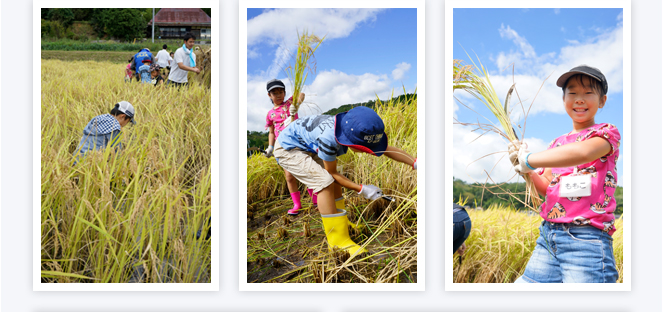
274, 106, 417, 255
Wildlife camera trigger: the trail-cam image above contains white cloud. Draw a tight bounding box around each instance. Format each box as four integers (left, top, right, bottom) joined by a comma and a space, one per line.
247, 9, 384, 78
247, 67, 402, 131
453, 123, 548, 184
554, 8, 561, 14
247, 48, 260, 59
617, 11, 623, 21
392, 62, 411, 80
498, 24, 536, 59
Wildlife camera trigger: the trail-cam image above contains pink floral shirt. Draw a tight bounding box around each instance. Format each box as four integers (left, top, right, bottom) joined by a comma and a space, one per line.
265, 96, 299, 139
536, 123, 621, 235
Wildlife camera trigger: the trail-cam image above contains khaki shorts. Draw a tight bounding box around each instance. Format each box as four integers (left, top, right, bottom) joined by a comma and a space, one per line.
274, 141, 335, 193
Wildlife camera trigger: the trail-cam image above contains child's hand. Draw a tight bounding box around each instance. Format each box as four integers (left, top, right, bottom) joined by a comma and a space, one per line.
510, 146, 534, 175
358, 184, 384, 200
264, 145, 274, 158
507, 141, 521, 166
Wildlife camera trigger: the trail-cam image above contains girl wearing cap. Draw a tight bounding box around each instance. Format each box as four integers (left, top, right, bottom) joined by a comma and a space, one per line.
509, 65, 620, 283
263, 79, 314, 215
273, 106, 417, 255
75, 101, 136, 164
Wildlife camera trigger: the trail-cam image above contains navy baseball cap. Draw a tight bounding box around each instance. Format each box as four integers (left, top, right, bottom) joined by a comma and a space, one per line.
334, 106, 388, 156
266, 79, 286, 92
556, 65, 608, 94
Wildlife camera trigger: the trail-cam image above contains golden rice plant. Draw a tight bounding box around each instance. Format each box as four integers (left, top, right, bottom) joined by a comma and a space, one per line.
192, 47, 212, 89
285, 30, 325, 121
453, 58, 542, 212
453, 204, 624, 283
247, 92, 417, 283
41, 59, 211, 283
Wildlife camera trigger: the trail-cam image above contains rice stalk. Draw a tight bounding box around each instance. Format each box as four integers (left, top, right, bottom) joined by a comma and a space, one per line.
285, 30, 325, 121
453, 58, 542, 212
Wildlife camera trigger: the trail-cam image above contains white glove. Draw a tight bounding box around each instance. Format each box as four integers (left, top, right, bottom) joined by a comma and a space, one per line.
264, 145, 274, 158
358, 184, 384, 201
289, 102, 297, 117
507, 141, 521, 166
413, 158, 417, 170
508, 145, 534, 175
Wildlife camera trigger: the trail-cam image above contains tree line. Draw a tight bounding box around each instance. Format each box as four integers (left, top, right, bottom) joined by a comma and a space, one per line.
41, 8, 211, 41
453, 177, 623, 215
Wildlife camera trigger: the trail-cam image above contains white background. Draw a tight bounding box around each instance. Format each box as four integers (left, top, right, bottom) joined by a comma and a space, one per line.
2, 0, 661, 311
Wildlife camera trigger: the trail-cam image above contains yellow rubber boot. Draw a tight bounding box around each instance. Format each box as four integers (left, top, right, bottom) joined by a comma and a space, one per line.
321, 209, 365, 255
335, 198, 356, 229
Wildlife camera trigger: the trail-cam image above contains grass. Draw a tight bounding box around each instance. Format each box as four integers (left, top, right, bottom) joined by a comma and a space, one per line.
40, 59, 211, 283
247, 92, 417, 283
453, 203, 624, 283
42, 51, 136, 64
41, 39, 211, 52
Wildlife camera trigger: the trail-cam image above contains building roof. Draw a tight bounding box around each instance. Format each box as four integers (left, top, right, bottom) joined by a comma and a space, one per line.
148, 8, 211, 26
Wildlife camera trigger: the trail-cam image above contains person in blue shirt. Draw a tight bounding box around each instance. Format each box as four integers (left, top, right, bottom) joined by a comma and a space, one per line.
131, 48, 154, 82
138, 59, 153, 84
273, 106, 417, 255
75, 101, 136, 164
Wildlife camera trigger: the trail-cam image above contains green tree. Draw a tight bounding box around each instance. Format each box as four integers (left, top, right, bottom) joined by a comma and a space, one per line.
92, 9, 146, 41
71, 9, 94, 21
46, 8, 75, 27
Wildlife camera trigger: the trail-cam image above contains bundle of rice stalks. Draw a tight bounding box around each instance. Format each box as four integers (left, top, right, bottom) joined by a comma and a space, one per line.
285, 30, 325, 121
192, 47, 212, 89
453, 58, 542, 212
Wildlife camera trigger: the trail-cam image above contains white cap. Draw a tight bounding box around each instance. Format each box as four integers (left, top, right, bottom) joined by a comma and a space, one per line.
116, 101, 136, 124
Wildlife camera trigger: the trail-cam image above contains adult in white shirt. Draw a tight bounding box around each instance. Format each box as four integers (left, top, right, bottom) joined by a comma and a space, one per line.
154, 44, 171, 68
167, 33, 201, 87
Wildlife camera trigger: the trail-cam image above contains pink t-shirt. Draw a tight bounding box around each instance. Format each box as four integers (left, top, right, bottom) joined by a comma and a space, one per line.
536, 123, 621, 235
265, 96, 299, 139
125, 63, 133, 78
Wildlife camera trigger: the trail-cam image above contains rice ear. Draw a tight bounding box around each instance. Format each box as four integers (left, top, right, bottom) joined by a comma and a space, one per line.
453, 58, 542, 212
285, 30, 325, 121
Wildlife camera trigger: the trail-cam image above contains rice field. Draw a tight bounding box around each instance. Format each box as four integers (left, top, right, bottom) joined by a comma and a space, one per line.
246, 94, 418, 283
40, 59, 211, 283
453, 204, 624, 283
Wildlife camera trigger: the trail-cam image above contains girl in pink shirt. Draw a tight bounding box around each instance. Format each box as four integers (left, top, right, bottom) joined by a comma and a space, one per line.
263, 79, 314, 215
509, 65, 620, 283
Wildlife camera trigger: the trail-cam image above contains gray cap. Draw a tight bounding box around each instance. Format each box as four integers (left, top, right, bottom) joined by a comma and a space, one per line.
556, 65, 608, 94
116, 101, 136, 124
266, 79, 286, 92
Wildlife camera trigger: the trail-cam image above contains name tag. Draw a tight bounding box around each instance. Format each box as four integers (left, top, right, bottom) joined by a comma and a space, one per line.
559, 174, 591, 197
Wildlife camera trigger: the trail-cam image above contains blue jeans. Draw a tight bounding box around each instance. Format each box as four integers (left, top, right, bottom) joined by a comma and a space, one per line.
453, 209, 471, 253
515, 221, 618, 283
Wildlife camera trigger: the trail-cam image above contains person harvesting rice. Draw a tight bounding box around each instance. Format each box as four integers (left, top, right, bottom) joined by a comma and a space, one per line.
273, 106, 417, 255
509, 65, 620, 283
263, 79, 316, 215
167, 32, 201, 88
74, 101, 136, 164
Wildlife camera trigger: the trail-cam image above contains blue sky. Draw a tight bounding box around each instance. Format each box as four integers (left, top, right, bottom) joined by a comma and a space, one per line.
453, 8, 624, 184
247, 8, 417, 131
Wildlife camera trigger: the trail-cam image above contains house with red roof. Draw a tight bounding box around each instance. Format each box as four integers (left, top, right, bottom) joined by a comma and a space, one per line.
148, 8, 211, 40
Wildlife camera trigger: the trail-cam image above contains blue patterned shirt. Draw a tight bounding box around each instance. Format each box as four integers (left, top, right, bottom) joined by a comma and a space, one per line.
277, 115, 348, 162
